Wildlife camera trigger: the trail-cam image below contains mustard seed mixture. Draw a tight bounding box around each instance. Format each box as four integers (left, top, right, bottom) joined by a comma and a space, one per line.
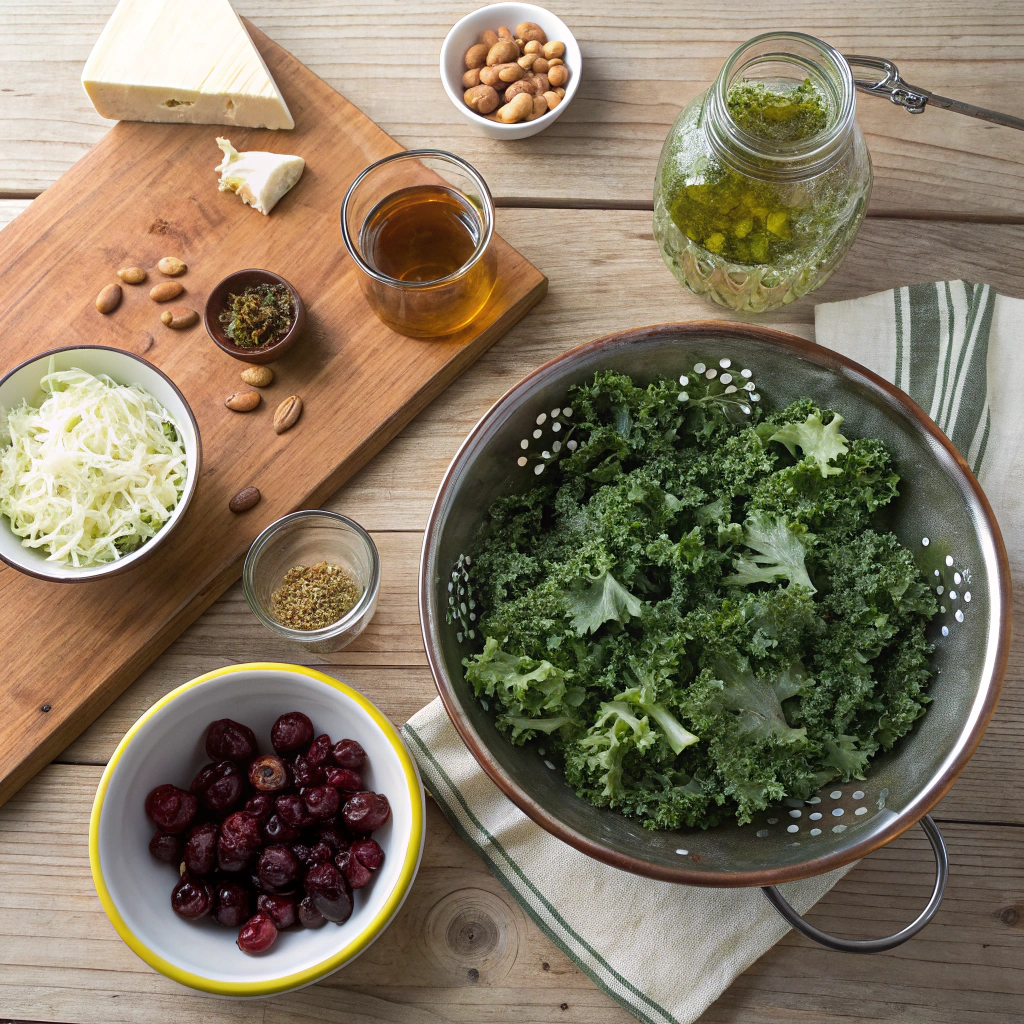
270, 561, 360, 630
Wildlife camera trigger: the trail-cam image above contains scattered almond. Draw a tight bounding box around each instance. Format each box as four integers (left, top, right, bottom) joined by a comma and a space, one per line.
229, 486, 261, 513
241, 365, 274, 387
150, 280, 184, 302
117, 266, 147, 284
158, 256, 187, 276
225, 390, 261, 412
273, 395, 302, 434
95, 283, 122, 314
160, 306, 199, 329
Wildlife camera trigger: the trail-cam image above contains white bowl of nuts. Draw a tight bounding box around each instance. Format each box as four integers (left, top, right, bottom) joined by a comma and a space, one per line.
440, 3, 580, 139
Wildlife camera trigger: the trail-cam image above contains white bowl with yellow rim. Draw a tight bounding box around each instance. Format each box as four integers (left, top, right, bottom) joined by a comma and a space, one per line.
89, 663, 425, 997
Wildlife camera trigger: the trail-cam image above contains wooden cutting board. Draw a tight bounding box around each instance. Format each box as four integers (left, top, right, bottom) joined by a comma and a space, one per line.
0, 20, 546, 807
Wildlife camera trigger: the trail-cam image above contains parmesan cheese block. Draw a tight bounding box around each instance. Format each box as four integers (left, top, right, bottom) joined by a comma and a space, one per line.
82, 0, 294, 130
215, 138, 304, 215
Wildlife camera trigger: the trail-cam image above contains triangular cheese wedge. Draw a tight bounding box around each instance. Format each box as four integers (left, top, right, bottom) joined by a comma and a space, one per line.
82, 0, 294, 130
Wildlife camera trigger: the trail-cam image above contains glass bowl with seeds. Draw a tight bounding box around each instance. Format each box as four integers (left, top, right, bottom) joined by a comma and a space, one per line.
243, 511, 380, 653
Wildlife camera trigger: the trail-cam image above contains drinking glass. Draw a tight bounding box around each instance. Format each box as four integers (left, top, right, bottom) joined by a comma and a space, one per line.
341, 149, 497, 338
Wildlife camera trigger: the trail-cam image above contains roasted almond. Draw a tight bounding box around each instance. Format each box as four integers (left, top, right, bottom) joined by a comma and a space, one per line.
273, 395, 302, 434
158, 256, 187, 276
160, 306, 199, 329
95, 283, 122, 314
150, 280, 183, 302
229, 486, 261, 513
241, 365, 274, 387
117, 266, 147, 284
225, 390, 261, 412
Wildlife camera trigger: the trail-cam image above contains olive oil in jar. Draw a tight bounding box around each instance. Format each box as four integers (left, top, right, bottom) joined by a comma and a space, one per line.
357, 184, 495, 336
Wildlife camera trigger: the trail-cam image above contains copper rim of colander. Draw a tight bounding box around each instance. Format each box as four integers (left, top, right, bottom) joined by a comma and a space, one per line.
419, 321, 1011, 888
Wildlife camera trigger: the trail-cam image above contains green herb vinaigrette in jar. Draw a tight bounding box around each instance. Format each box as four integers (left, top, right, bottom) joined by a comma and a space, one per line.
654, 33, 872, 312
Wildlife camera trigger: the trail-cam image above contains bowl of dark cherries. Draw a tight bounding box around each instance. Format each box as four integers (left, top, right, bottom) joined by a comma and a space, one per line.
90, 664, 425, 996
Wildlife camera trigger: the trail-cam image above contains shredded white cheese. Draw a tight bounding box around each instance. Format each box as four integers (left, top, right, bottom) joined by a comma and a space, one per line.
0, 366, 188, 567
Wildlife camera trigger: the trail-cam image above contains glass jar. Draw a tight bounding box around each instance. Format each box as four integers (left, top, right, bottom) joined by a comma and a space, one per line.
653, 32, 872, 313
243, 511, 380, 654
341, 149, 497, 338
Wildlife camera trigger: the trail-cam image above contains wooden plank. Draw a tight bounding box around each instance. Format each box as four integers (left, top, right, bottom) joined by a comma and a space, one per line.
3, 2, 1024, 215
0, 765, 1020, 1024
0, 22, 545, 811
0, 199, 31, 229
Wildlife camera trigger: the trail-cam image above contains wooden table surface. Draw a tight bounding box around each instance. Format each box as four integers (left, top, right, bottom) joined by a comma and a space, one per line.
1, 3, 1022, 1022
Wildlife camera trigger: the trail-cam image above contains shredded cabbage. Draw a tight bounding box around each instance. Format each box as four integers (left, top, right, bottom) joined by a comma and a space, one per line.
0, 366, 188, 567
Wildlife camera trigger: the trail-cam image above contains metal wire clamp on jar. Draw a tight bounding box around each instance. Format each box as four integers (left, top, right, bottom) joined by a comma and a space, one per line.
653, 32, 872, 313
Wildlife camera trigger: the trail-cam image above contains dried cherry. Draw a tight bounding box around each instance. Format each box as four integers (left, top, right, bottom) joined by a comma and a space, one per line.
290, 755, 324, 787
190, 760, 244, 812
213, 882, 251, 927
351, 837, 385, 871
275, 793, 311, 828
308, 842, 333, 865
148, 830, 182, 865
217, 812, 262, 872
306, 734, 333, 769
244, 793, 274, 823
262, 814, 300, 845
298, 895, 327, 928
257, 893, 297, 930
318, 826, 349, 853
342, 791, 391, 833
303, 862, 353, 924
271, 712, 314, 755
324, 766, 362, 793
205, 719, 257, 763
145, 784, 197, 834
304, 784, 340, 820
249, 754, 289, 792
334, 849, 372, 890
171, 874, 213, 920
332, 738, 367, 770
183, 822, 219, 876
257, 844, 301, 890
237, 912, 278, 954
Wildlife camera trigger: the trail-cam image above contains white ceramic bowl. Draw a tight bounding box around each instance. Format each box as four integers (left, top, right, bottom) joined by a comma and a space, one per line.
440, 3, 582, 140
90, 663, 425, 997
0, 345, 201, 582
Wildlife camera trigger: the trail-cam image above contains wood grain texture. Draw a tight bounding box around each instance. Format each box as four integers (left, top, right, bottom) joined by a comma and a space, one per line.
0, 23, 545, 809
4, 2, 1024, 1017
0, 765, 1020, 1024
2, 2, 1024, 215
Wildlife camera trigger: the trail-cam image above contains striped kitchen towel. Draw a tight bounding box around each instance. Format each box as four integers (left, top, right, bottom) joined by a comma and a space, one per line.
402, 280, 1020, 1024
816, 280, 1023, 550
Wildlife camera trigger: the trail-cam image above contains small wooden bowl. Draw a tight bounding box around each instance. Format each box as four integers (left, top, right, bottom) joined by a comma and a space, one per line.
204, 269, 305, 365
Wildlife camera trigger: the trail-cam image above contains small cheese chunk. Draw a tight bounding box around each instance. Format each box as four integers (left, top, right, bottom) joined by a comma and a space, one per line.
82, 0, 294, 130
216, 138, 304, 215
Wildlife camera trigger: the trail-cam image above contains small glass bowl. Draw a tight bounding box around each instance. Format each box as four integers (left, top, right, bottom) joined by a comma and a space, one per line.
243, 511, 380, 653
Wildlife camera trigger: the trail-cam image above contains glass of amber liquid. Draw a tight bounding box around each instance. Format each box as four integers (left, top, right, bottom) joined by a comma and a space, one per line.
341, 149, 497, 338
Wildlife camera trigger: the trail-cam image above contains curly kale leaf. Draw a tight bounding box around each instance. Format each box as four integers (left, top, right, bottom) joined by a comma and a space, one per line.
725, 514, 816, 592
569, 699, 659, 799
463, 638, 584, 744
714, 654, 808, 746
769, 412, 849, 477
566, 571, 643, 635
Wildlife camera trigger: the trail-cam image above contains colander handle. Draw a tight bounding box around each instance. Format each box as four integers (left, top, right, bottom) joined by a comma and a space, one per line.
761, 814, 948, 953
